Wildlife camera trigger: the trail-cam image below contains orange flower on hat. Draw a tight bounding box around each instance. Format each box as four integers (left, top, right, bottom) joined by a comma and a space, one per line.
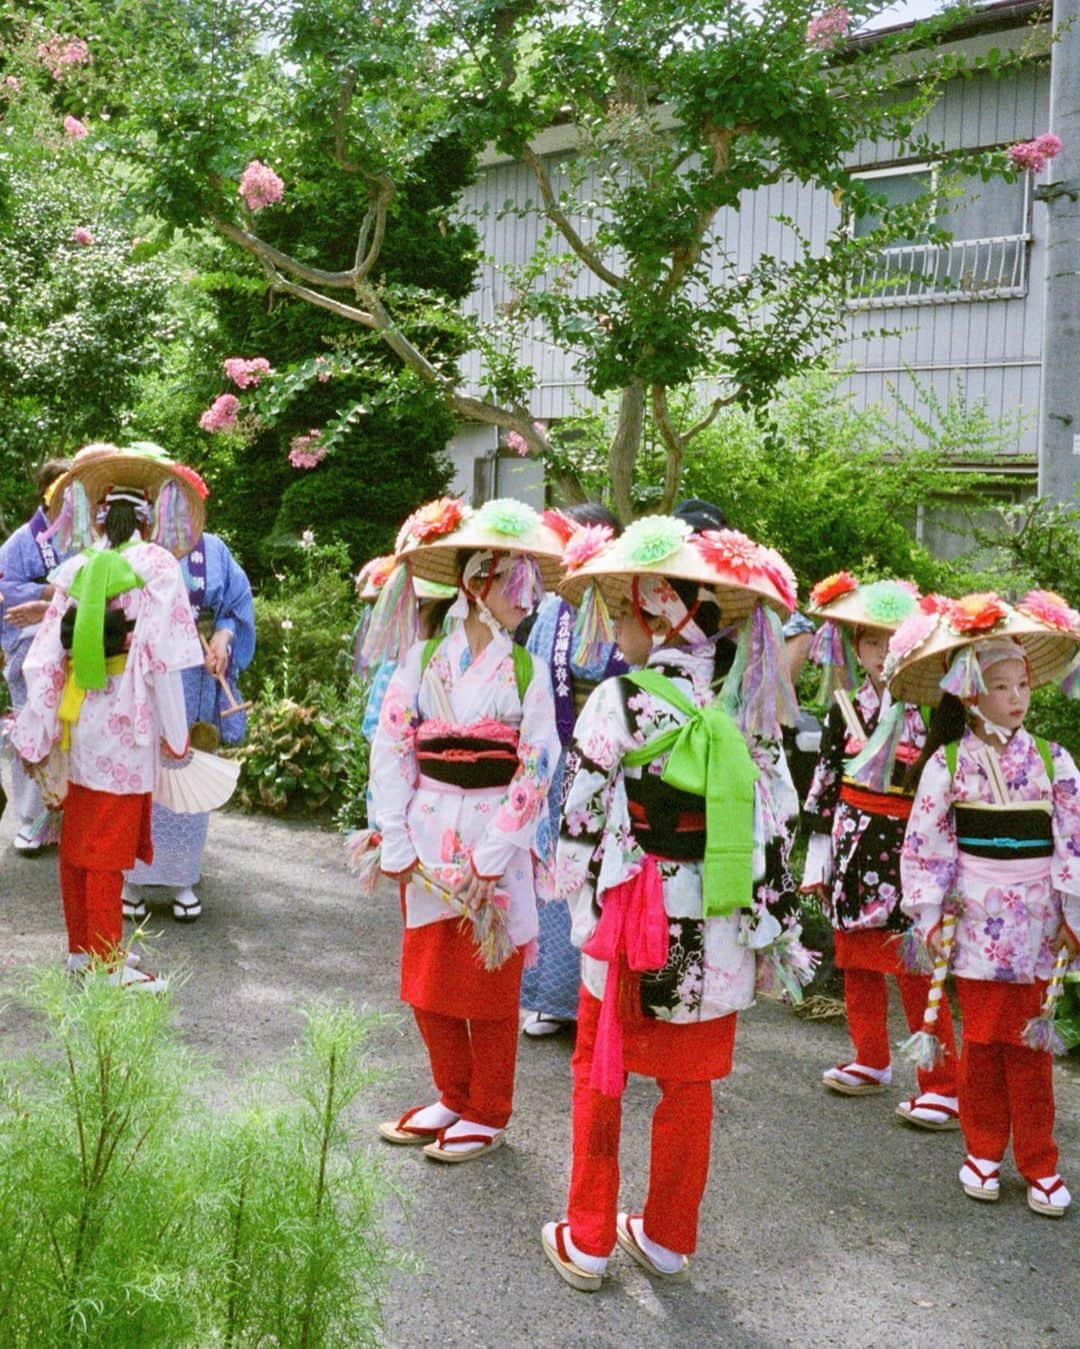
809, 570, 857, 608
919, 592, 950, 614
944, 592, 1008, 635
395, 496, 465, 551
1017, 589, 1080, 632
357, 554, 396, 594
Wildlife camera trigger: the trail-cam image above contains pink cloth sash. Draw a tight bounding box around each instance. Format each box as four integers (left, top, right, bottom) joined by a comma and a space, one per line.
581, 855, 670, 1096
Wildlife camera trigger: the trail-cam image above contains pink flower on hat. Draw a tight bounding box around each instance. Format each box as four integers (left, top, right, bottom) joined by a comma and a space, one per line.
564, 523, 614, 572
1017, 589, 1080, 632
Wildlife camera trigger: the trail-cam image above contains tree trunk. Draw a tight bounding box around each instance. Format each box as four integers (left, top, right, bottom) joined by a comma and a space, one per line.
608, 379, 645, 523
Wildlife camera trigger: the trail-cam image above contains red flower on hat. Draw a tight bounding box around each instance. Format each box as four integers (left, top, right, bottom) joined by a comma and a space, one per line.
1017, 589, 1080, 632
172, 463, 210, 500
944, 592, 1008, 634
809, 570, 858, 608
919, 593, 950, 614
695, 529, 761, 582
540, 509, 576, 546
357, 554, 396, 595
395, 496, 465, 551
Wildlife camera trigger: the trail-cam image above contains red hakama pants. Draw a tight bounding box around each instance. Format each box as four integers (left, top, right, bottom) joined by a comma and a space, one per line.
836, 928, 958, 1096
401, 912, 524, 1130
59, 784, 153, 958
956, 978, 1057, 1179
566, 986, 736, 1258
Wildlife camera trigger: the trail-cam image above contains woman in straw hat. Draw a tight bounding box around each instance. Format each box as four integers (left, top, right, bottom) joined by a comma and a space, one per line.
9, 448, 204, 989
541, 516, 810, 1290
801, 574, 958, 1128
367, 496, 562, 1162
894, 590, 1080, 1217
122, 455, 254, 926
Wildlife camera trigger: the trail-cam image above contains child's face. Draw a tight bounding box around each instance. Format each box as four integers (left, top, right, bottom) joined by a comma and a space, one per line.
855, 631, 888, 682
975, 657, 1030, 730
481, 565, 532, 632
610, 597, 653, 666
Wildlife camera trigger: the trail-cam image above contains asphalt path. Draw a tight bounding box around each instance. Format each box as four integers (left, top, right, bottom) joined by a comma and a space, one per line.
1, 803, 1077, 1348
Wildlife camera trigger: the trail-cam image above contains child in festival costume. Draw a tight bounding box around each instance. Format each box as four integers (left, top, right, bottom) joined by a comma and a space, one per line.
519, 503, 627, 1039
802, 574, 959, 1127
368, 497, 562, 1162
893, 591, 1080, 1216
541, 516, 810, 1290
10, 451, 204, 988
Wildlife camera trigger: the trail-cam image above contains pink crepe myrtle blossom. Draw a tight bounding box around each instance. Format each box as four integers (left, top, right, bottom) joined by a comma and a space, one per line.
63, 115, 88, 139
505, 419, 547, 456
37, 35, 90, 80
223, 355, 271, 388
199, 393, 241, 433
1007, 133, 1063, 174
4, 75, 22, 94
288, 429, 325, 469
315, 356, 332, 383
238, 160, 284, 212
806, 6, 850, 48
72, 226, 93, 246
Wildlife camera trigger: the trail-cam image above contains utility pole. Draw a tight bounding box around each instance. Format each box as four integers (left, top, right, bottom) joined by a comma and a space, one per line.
1037, 0, 1080, 501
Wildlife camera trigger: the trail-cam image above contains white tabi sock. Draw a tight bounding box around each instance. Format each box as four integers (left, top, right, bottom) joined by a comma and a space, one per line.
629, 1216, 685, 1275
407, 1101, 459, 1131
437, 1118, 500, 1153
563, 1225, 608, 1275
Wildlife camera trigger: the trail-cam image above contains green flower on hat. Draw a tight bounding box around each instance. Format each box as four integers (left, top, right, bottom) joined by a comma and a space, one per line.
621, 515, 691, 566
862, 580, 919, 626
475, 497, 539, 537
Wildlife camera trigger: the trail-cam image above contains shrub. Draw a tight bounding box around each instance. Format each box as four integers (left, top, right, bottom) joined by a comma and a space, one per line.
0, 969, 391, 1346
233, 697, 348, 816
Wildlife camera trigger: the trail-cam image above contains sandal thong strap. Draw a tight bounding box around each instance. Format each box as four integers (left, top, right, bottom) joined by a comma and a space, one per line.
434, 1129, 496, 1148
554, 1222, 574, 1266
906, 1097, 959, 1119
964, 1158, 1000, 1184
394, 1105, 441, 1136
832, 1063, 884, 1084
1031, 1176, 1065, 1200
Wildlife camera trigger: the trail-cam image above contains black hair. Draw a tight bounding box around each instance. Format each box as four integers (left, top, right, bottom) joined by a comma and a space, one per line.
904, 692, 968, 792
36, 458, 71, 498
674, 498, 728, 533
418, 596, 453, 639
103, 500, 139, 550
60, 605, 133, 656
562, 501, 623, 536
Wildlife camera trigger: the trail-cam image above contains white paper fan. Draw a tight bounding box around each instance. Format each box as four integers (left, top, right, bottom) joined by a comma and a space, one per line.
155, 749, 240, 813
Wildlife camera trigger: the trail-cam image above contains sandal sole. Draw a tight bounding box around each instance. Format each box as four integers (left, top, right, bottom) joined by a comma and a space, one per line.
377, 1122, 440, 1146
422, 1132, 504, 1164
823, 1078, 887, 1097
962, 1185, 999, 1202
895, 1106, 961, 1131
541, 1232, 601, 1292
1027, 1197, 1067, 1218
615, 1218, 689, 1282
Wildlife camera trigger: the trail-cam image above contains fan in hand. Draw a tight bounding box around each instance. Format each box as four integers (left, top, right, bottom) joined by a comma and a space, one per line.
155, 748, 240, 813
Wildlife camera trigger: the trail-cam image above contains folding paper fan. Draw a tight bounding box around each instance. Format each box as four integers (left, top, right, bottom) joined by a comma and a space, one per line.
155, 749, 240, 813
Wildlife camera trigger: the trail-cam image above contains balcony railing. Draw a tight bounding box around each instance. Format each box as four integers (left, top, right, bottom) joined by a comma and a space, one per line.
847, 232, 1030, 309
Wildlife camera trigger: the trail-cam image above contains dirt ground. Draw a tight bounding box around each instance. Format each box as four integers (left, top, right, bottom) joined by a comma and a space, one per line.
1, 800, 1077, 1349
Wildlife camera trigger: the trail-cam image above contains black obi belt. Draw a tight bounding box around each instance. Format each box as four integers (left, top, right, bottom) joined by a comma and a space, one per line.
626, 772, 706, 862
416, 723, 520, 790
955, 804, 1053, 861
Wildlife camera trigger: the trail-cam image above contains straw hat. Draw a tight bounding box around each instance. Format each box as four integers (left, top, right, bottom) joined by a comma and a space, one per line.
560, 516, 796, 625
396, 496, 564, 592
356, 553, 456, 602
886, 590, 1080, 706
48, 445, 206, 551
808, 572, 921, 633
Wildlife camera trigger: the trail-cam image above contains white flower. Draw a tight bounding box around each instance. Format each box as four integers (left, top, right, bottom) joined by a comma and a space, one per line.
299, 528, 316, 550
281, 618, 294, 631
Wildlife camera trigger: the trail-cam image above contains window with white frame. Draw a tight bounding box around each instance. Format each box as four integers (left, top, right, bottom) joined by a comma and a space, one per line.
847, 162, 1031, 308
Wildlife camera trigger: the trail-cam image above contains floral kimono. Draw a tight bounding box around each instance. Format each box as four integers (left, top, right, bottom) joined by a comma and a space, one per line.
803, 679, 926, 935
901, 726, 1080, 985
371, 623, 560, 955
556, 644, 799, 1026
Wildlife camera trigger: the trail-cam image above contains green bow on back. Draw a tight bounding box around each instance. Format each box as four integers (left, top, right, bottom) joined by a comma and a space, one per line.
622, 668, 759, 917
67, 547, 144, 690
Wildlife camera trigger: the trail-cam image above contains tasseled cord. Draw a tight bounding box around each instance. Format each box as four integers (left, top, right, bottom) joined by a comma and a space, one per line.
41, 481, 94, 552
1020, 944, 1071, 1054
502, 553, 544, 611
898, 912, 955, 1068
1061, 654, 1080, 701
344, 829, 383, 898
895, 927, 933, 975
721, 602, 799, 741
845, 702, 905, 793
149, 480, 198, 556
810, 619, 859, 704
357, 561, 418, 674
572, 582, 616, 668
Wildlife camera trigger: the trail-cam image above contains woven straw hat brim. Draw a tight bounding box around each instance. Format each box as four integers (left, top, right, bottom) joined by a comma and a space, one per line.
49, 454, 205, 554
809, 589, 917, 634
560, 541, 791, 625
888, 612, 1080, 706
400, 523, 565, 593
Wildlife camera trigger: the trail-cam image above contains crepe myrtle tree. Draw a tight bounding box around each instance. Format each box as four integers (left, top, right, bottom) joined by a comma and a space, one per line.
15, 0, 1047, 519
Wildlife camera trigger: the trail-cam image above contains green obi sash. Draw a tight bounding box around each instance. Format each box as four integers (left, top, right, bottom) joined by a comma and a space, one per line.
67, 546, 144, 691
621, 668, 758, 917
